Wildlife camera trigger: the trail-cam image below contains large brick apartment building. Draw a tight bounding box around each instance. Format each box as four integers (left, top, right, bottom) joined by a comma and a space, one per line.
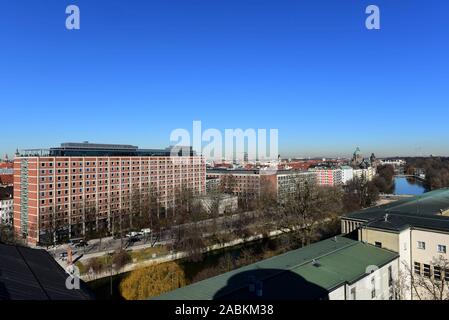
14, 142, 206, 245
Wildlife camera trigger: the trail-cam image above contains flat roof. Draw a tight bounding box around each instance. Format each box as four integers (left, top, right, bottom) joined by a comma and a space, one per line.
19, 143, 197, 157
153, 236, 398, 300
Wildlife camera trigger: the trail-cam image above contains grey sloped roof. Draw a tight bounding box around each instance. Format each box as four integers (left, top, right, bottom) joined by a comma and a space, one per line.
344, 188, 449, 232
0, 243, 94, 300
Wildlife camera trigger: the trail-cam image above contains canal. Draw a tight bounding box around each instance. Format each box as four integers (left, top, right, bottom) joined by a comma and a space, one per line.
87, 235, 289, 300
393, 176, 427, 195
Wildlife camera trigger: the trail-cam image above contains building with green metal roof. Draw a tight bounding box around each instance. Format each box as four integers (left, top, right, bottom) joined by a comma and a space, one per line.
341, 188, 449, 300
153, 236, 398, 300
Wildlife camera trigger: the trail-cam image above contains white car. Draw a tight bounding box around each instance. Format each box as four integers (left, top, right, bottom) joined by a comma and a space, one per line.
126, 231, 139, 238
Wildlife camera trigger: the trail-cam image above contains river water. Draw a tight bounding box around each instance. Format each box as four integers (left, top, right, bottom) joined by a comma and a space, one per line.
393, 176, 426, 195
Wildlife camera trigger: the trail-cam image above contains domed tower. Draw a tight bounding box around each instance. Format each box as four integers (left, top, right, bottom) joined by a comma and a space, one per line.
351, 147, 363, 167
370, 153, 377, 166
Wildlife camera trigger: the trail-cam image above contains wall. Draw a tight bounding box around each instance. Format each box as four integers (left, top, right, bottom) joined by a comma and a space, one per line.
328, 259, 399, 300
359, 228, 400, 252
344, 259, 398, 300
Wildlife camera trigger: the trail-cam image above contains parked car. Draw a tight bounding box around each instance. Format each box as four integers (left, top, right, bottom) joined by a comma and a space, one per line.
126, 231, 141, 238
74, 240, 88, 247
68, 237, 84, 246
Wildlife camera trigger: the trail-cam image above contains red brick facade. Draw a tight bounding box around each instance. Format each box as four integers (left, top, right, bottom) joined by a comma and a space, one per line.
14, 156, 205, 245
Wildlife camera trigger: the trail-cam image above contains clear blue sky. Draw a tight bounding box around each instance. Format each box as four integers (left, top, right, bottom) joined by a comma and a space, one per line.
0, 0, 448, 158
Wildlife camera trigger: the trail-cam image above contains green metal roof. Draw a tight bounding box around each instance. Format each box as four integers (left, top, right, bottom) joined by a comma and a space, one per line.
153, 236, 398, 300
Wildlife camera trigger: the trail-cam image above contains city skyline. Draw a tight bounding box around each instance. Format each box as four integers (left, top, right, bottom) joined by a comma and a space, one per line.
1, 0, 448, 158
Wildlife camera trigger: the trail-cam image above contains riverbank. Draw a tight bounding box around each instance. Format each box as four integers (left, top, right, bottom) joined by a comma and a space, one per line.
87, 232, 291, 300
81, 228, 287, 282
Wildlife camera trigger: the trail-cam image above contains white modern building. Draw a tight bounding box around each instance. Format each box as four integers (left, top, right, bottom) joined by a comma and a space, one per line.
380, 159, 406, 167
353, 167, 376, 182
340, 166, 354, 185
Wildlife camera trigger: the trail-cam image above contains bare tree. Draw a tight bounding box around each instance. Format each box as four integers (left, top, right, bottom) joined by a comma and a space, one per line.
277, 181, 343, 247
410, 256, 449, 300
220, 174, 237, 195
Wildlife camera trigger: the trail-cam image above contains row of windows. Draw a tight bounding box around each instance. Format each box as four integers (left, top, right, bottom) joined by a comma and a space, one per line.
417, 241, 447, 253
414, 261, 449, 280
41, 160, 203, 168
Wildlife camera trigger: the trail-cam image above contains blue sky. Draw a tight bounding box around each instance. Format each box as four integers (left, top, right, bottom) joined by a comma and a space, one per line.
0, 0, 448, 158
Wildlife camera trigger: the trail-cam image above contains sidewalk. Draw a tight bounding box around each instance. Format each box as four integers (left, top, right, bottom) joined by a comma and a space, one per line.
79, 228, 286, 282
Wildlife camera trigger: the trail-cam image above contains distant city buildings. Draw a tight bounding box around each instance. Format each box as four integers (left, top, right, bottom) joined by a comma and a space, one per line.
380, 159, 406, 167
0, 186, 13, 226
206, 147, 380, 190
13, 142, 206, 245
0, 161, 14, 186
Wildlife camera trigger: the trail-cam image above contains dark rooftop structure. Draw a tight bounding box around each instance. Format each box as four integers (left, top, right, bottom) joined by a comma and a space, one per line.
19, 142, 196, 157
343, 188, 449, 232
0, 243, 94, 300
153, 236, 398, 300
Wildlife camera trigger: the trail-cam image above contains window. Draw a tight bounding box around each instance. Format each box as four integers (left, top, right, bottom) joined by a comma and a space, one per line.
438, 245, 446, 254
434, 266, 442, 280
423, 264, 431, 278
350, 287, 356, 300
375, 242, 382, 248
417, 241, 426, 250
414, 262, 421, 275
371, 277, 376, 299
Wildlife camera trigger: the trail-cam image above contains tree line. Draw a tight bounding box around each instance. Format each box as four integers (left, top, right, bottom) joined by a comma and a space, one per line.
405, 157, 449, 190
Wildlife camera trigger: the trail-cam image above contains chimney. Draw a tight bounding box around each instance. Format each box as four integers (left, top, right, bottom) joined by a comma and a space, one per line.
384, 213, 389, 222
